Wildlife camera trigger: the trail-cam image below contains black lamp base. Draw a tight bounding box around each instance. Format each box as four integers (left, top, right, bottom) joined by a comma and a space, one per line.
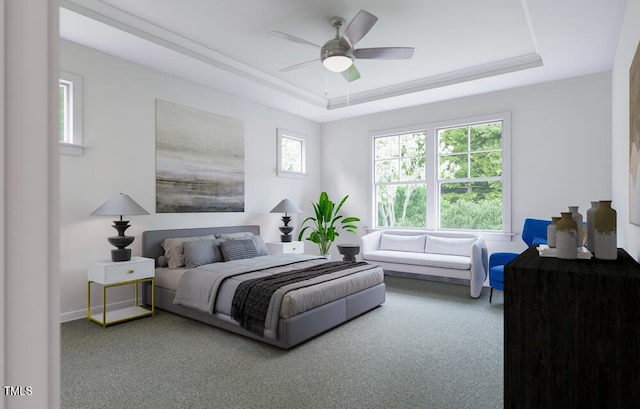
107, 220, 135, 262
111, 248, 132, 262
279, 215, 294, 243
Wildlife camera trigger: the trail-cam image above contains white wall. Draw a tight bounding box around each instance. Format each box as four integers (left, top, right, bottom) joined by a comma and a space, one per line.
321, 72, 612, 254
612, 0, 640, 259
60, 40, 321, 320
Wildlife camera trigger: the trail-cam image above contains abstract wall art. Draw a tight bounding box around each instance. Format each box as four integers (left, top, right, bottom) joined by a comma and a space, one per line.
156, 99, 245, 213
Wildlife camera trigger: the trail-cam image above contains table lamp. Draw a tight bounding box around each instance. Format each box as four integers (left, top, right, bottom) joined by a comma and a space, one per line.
91, 193, 149, 262
270, 199, 302, 242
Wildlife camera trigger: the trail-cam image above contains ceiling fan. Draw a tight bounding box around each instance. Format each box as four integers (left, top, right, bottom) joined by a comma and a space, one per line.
269, 10, 414, 82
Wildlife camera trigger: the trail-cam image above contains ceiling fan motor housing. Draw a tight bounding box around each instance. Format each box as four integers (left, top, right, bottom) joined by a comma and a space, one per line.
321, 38, 353, 63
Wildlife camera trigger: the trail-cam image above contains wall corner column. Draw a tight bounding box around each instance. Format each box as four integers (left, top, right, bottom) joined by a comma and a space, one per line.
2, 1, 60, 408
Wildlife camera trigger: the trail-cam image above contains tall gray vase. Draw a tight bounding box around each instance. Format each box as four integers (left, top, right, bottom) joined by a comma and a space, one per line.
568, 206, 583, 248
594, 200, 617, 260
556, 212, 577, 260
546, 216, 560, 248
586, 201, 599, 252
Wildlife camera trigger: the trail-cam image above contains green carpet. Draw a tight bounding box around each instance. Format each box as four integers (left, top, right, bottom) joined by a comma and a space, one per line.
61, 276, 504, 409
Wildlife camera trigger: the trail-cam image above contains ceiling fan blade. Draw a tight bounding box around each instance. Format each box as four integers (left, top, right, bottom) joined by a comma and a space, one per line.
354, 47, 415, 60
340, 10, 378, 49
279, 59, 318, 72
268, 31, 322, 49
341, 64, 361, 82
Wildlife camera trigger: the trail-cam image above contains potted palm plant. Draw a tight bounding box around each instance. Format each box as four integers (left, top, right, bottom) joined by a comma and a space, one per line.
297, 191, 360, 257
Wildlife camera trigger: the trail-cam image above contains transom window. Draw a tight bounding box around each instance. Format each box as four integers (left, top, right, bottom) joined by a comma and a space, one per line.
372, 113, 511, 236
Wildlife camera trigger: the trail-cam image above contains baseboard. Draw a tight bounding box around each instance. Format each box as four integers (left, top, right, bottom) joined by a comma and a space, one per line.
60, 297, 143, 323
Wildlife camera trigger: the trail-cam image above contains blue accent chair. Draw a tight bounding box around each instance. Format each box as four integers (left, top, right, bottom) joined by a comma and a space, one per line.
489, 218, 551, 303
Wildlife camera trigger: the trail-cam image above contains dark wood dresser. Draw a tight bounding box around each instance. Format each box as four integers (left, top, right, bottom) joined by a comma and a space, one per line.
504, 247, 640, 408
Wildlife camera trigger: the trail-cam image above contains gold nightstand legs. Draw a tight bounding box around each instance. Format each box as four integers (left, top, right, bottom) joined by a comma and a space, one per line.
87, 278, 155, 327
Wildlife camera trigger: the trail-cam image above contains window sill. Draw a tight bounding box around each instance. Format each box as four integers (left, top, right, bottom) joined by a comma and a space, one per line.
276, 170, 307, 179
60, 143, 84, 156
474, 231, 516, 242
366, 227, 516, 242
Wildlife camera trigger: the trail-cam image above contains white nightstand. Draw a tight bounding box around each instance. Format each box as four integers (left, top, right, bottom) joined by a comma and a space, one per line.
266, 241, 304, 254
87, 256, 155, 327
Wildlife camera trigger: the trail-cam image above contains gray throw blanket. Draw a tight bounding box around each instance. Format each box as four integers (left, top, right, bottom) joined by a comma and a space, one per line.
231, 261, 367, 335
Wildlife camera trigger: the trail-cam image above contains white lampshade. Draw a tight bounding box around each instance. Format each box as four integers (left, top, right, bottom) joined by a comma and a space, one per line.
91, 193, 149, 218
270, 199, 302, 215
323, 55, 353, 72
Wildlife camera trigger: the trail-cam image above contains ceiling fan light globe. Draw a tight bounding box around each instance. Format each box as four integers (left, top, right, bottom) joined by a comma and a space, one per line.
323, 55, 352, 72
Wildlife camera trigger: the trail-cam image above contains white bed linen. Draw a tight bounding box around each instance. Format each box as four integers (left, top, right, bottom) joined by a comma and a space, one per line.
154, 267, 187, 291
167, 255, 384, 321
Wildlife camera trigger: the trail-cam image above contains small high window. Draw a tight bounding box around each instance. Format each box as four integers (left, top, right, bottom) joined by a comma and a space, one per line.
59, 72, 83, 156
276, 129, 306, 178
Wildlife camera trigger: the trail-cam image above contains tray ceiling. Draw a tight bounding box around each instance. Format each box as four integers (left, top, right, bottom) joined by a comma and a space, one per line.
59, 0, 625, 122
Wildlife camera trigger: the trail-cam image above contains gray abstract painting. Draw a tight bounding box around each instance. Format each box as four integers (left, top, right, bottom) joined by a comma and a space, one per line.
156, 99, 244, 213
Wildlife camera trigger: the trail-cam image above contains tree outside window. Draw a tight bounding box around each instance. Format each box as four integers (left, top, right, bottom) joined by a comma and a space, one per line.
281, 136, 303, 173
438, 121, 503, 231
374, 132, 426, 228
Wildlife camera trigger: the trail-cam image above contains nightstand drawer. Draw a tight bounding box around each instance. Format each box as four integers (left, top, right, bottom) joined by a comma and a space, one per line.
266, 241, 304, 254
88, 257, 154, 284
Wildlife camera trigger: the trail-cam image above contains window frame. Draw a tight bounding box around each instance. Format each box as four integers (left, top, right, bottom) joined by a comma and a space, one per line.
373, 131, 428, 228
276, 128, 307, 178
59, 71, 83, 156
371, 112, 512, 240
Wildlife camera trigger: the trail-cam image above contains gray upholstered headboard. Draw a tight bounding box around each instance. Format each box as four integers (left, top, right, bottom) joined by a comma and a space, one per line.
142, 225, 261, 266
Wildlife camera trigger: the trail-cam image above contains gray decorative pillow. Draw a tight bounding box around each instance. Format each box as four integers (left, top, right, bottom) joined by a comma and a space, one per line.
183, 239, 223, 268
251, 235, 270, 256
220, 238, 258, 261
161, 234, 217, 268
157, 255, 169, 268
216, 231, 254, 240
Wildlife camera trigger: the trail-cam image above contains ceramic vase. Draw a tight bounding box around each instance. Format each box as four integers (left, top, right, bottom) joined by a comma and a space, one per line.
556, 212, 577, 259
594, 200, 617, 260
586, 201, 599, 252
547, 216, 560, 248
568, 206, 583, 248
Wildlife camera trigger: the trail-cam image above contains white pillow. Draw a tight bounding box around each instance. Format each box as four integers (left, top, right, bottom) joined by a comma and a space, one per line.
425, 235, 476, 257
161, 235, 217, 269
379, 233, 426, 253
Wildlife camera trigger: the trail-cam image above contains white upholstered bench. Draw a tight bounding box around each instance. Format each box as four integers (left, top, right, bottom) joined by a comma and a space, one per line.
361, 230, 488, 298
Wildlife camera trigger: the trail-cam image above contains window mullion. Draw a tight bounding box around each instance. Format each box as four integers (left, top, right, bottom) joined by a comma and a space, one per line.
467, 125, 471, 179
426, 128, 437, 230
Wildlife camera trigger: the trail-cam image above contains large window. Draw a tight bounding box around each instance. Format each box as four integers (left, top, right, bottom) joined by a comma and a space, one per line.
59, 71, 83, 156
373, 113, 511, 236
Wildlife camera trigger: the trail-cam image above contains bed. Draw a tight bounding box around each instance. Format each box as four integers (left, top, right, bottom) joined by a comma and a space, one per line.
141, 225, 385, 349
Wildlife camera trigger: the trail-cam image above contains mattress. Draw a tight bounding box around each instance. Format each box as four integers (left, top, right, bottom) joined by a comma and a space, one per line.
162, 254, 384, 321
155, 267, 186, 291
